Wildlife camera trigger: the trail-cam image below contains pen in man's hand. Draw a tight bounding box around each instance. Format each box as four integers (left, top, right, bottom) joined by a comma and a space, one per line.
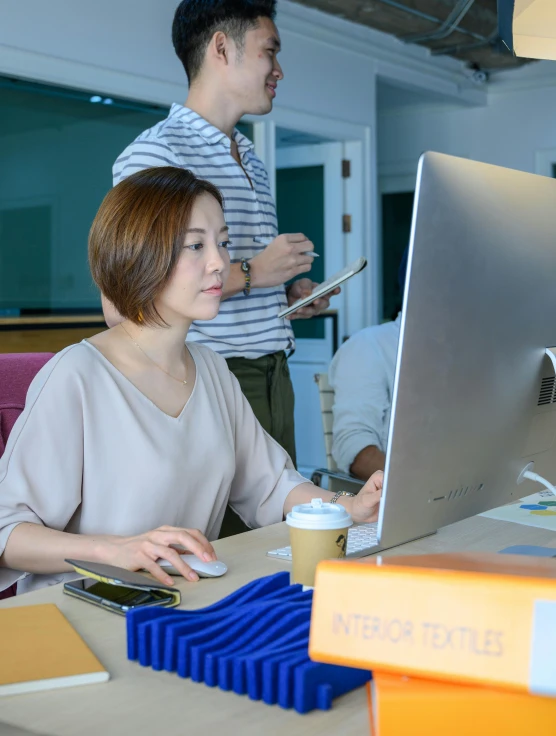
252, 237, 319, 257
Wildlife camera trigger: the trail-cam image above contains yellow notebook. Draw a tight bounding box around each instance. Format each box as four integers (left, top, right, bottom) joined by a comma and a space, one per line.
0, 604, 109, 696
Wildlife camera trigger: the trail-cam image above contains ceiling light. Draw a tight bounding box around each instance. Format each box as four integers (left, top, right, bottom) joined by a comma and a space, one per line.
89, 95, 102, 103
498, 0, 556, 60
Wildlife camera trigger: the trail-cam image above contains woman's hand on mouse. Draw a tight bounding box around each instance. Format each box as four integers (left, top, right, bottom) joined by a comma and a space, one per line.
348, 470, 383, 524
98, 525, 216, 585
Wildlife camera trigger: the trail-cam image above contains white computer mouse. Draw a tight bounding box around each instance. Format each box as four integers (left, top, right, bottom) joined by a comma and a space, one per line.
157, 554, 228, 578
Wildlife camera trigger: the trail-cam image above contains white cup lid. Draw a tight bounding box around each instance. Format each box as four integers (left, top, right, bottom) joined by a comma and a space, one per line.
286, 498, 353, 531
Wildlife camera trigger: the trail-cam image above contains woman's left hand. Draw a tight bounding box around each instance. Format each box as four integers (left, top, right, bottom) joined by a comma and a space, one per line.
349, 470, 383, 524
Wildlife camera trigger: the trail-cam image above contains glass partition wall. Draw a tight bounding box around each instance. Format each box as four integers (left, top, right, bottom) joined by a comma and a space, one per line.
0, 76, 169, 315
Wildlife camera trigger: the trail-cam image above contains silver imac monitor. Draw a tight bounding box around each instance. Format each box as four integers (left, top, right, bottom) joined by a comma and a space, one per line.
378, 151, 556, 549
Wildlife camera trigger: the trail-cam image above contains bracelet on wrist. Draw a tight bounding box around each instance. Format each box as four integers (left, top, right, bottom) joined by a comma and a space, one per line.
330, 490, 355, 504
240, 258, 251, 296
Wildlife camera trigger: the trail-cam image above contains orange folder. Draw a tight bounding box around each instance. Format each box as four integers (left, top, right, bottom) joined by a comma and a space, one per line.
0, 604, 108, 696
309, 552, 556, 696
367, 673, 556, 736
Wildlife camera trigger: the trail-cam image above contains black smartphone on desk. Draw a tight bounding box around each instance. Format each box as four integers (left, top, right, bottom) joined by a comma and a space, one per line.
64, 578, 175, 615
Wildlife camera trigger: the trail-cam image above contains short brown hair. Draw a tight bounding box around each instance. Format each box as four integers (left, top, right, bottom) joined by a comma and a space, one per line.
89, 166, 223, 326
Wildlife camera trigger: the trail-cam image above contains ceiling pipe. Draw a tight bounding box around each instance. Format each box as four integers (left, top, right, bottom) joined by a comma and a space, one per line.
370, 0, 486, 43
430, 29, 499, 57
403, 0, 477, 44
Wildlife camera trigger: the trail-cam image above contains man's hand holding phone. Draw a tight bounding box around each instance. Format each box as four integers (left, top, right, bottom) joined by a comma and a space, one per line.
285, 278, 341, 320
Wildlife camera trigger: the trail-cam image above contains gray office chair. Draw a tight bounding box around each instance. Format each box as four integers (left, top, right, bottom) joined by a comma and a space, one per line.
310, 373, 364, 495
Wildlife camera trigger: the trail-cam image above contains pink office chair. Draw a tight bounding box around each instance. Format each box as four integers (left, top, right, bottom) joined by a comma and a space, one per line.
0, 352, 54, 599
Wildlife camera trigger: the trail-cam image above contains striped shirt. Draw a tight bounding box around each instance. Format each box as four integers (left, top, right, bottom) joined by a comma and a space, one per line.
113, 103, 294, 359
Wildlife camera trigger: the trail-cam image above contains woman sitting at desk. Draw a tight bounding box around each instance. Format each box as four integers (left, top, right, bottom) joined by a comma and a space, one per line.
0, 167, 382, 594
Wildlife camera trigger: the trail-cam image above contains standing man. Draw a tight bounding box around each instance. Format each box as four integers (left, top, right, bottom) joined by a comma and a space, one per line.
111, 0, 338, 533
329, 249, 408, 480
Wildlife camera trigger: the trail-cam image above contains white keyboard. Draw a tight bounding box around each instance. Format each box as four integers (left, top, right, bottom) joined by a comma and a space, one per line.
267, 522, 379, 561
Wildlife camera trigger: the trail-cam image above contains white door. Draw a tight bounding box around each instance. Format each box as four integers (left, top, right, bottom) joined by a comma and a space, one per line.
275, 142, 345, 477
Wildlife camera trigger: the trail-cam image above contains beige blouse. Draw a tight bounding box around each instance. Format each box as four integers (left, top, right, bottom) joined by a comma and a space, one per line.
0, 341, 307, 593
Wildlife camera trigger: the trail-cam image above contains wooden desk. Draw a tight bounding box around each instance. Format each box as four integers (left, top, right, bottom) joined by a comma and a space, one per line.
1, 516, 556, 736
0, 315, 106, 354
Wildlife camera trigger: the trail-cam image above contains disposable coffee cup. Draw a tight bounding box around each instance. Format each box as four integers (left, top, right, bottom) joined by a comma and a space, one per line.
286, 498, 353, 587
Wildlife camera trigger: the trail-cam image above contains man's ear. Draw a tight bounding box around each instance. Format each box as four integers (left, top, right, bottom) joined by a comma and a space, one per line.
210, 31, 231, 66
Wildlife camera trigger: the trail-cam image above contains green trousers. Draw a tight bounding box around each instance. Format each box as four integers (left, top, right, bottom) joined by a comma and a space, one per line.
219, 351, 297, 538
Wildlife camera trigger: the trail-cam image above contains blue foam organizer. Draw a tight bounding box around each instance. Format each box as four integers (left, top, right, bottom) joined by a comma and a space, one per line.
278, 652, 312, 709
127, 571, 291, 661
126, 572, 371, 714
165, 590, 311, 674
294, 661, 371, 714
164, 586, 311, 672
260, 644, 309, 705
191, 601, 313, 683
154, 580, 308, 671
229, 619, 312, 695
203, 604, 310, 688
218, 617, 311, 692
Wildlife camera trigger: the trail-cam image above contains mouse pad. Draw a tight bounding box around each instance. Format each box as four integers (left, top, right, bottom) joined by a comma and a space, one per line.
481, 490, 556, 532
499, 545, 556, 557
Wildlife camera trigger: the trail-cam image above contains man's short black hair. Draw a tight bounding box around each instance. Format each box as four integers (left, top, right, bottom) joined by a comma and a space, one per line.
172, 0, 277, 83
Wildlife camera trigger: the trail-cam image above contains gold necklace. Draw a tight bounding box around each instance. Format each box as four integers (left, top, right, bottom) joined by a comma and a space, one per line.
119, 322, 187, 386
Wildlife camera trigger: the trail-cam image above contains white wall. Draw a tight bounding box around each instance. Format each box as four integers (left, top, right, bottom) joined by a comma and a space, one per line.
0, 0, 183, 104
0, 0, 480, 115
0, 0, 376, 119
378, 82, 556, 184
